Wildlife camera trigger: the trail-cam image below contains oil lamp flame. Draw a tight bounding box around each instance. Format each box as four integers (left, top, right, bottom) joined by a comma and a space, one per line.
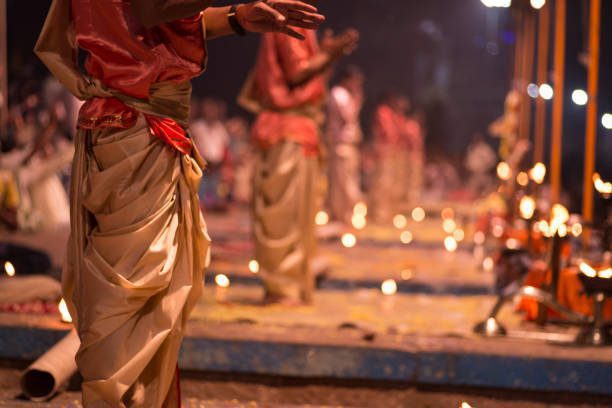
593, 173, 612, 196
4, 261, 15, 277
519, 196, 536, 220
341, 233, 357, 248
248, 260, 260, 274
215, 274, 230, 288
529, 162, 546, 184
496, 161, 512, 181
579, 262, 597, 278
381, 279, 397, 296
351, 214, 367, 230
393, 214, 407, 229
58, 299, 73, 323
315, 211, 329, 226
353, 202, 368, 217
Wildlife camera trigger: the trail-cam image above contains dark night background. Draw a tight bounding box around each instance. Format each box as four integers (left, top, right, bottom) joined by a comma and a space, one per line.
5, 0, 612, 209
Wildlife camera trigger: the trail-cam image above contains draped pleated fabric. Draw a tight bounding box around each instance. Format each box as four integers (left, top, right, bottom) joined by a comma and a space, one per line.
35, 1, 211, 405
66, 116, 210, 407
252, 141, 318, 303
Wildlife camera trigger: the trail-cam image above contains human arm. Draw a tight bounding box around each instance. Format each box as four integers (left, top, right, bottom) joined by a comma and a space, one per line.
131, 0, 324, 40
285, 29, 359, 87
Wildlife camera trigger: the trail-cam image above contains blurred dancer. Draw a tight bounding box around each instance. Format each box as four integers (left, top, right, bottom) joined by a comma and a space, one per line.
325, 65, 364, 224
35, 0, 324, 406
397, 95, 424, 206
465, 133, 497, 197
191, 98, 232, 210
370, 93, 402, 222
240, 27, 358, 304
227, 116, 254, 204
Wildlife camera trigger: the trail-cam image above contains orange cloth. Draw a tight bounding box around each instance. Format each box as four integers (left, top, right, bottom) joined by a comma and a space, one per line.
249, 29, 325, 156
518, 267, 612, 320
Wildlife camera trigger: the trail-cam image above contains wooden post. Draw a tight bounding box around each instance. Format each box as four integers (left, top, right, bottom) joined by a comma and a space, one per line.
550, 0, 566, 204
582, 0, 601, 245
533, 2, 550, 164
0, 0, 8, 138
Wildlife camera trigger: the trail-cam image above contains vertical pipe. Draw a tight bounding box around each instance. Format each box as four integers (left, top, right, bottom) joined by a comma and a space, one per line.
534, 2, 550, 164
0, 0, 8, 138
582, 0, 601, 246
550, 0, 566, 204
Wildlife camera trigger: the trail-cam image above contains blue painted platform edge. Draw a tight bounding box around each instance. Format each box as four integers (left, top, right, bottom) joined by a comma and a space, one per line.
2, 326, 611, 396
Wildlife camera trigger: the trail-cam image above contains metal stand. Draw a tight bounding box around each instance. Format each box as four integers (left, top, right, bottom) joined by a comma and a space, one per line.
575, 293, 611, 346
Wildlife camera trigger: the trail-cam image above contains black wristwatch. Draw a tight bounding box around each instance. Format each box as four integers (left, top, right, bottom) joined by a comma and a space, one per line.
228, 5, 247, 36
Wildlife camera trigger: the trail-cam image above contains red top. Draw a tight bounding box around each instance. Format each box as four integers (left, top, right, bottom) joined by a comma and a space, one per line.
72, 0, 206, 99
250, 29, 325, 156
70, 0, 207, 153
373, 104, 402, 146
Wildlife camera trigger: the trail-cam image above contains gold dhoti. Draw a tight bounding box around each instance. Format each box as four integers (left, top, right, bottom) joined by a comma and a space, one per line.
64, 115, 210, 407
328, 143, 362, 224
253, 141, 318, 303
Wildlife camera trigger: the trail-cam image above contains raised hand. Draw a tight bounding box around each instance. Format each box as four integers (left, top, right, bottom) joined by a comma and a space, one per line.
236, 0, 325, 40
321, 28, 360, 59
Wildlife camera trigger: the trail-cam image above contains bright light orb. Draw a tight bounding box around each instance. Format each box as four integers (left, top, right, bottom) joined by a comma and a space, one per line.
351, 214, 367, 230
400, 230, 413, 244
341, 233, 357, 248
602, 113, 612, 130
453, 228, 465, 242
353, 201, 368, 217
444, 236, 458, 252
443, 218, 457, 234
441, 208, 455, 220
593, 173, 612, 195
400, 269, 414, 280
530, 0, 545, 9
571, 89, 588, 106
519, 195, 536, 220
381, 279, 398, 296
483, 257, 495, 272
215, 274, 230, 288
496, 161, 512, 181
315, 210, 329, 226
411, 207, 426, 222
474, 231, 486, 245
529, 162, 547, 184
539, 83, 554, 100
4, 261, 15, 277
516, 171, 530, 187
248, 260, 260, 274
571, 223, 583, 237
527, 83, 539, 98
58, 299, 73, 323
579, 262, 597, 278
393, 214, 408, 229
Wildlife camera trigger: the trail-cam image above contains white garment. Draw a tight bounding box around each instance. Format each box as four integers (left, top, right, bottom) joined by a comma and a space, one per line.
326, 86, 362, 145
190, 119, 230, 165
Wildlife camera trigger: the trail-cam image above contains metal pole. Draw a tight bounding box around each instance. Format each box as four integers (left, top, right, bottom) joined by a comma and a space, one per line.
533, 2, 550, 164
0, 0, 8, 139
582, 0, 601, 246
550, 0, 566, 204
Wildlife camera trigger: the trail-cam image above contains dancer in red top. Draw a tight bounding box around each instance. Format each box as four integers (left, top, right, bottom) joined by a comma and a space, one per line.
240, 28, 358, 304
35, 1, 324, 406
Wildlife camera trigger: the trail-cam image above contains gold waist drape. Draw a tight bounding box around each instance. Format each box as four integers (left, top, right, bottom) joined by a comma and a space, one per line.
66, 114, 210, 407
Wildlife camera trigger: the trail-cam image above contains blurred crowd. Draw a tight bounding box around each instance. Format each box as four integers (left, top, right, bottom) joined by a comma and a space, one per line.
0, 72, 508, 233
